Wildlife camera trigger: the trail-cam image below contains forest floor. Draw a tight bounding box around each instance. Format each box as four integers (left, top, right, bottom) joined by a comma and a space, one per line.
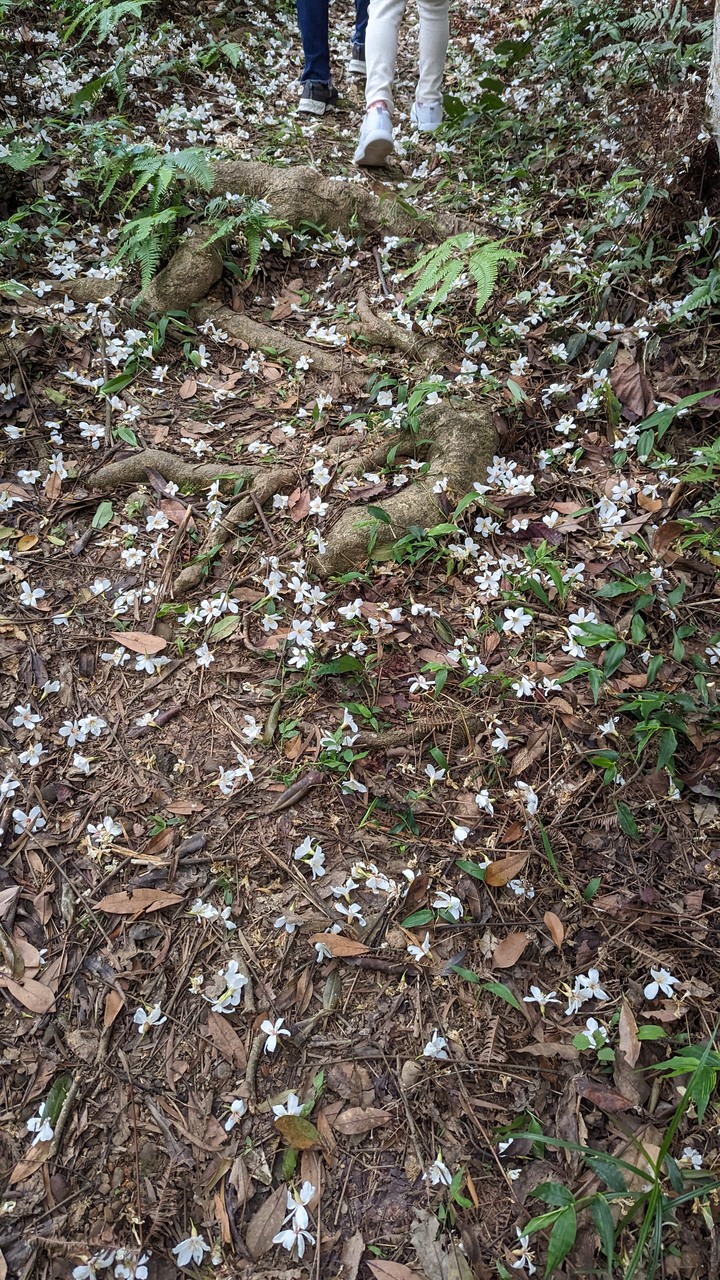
2, 1, 720, 1278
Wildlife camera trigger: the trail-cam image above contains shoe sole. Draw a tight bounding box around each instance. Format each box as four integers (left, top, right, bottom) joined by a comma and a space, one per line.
354, 132, 394, 166
298, 99, 337, 116
348, 59, 366, 75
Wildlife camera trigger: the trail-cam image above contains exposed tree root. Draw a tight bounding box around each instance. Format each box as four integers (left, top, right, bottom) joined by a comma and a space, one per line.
210, 159, 468, 240
137, 227, 223, 314
314, 402, 498, 576
195, 302, 343, 373
89, 449, 259, 493
172, 465, 294, 596
354, 288, 445, 367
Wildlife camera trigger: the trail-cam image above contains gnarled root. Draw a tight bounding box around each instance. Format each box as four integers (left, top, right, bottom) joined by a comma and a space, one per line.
314, 402, 498, 576
89, 449, 256, 493
211, 159, 468, 240
354, 289, 446, 367
195, 302, 342, 374
136, 227, 223, 315
172, 465, 294, 596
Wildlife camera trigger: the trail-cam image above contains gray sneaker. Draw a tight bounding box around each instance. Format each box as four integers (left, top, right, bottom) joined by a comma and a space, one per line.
353, 104, 394, 166
348, 42, 366, 75
298, 82, 339, 116
410, 100, 443, 132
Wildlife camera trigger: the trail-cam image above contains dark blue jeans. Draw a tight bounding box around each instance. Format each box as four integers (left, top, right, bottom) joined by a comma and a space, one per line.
296, 0, 369, 84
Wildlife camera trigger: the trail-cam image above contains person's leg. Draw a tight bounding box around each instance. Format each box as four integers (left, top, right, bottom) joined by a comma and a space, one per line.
349, 0, 369, 74
364, 0, 407, 111
296, 0, 331, 84
353, 0, 369, 49
414, 0, 449, 106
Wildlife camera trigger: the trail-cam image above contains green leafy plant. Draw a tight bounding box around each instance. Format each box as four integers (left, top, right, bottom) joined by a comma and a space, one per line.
508, 1037, 720, 1278
401, 231, 517, 314
60, 0, 157, 45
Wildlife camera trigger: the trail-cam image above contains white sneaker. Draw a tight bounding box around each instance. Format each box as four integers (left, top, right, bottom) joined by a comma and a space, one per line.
353, 105, 394, 167
410, 100, 443, 132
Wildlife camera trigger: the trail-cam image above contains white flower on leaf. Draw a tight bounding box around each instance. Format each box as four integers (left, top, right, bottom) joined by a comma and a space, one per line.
262, 1017, 290, 1053
189, 898, 219, 922
12, 704, 42, 730
27, 1109, 54, 1145
425, 763, 445, 785
432, 891, 463, 921
515, 781, 539, 815
195, 642, 214, 668
523, 986, 560, 1016
172, 1228, 210, 1269
492, 725, 510, 752
679, 1146, 703, 1170
510, 1228, 537, 1274
272, 1221, 315, 1258
12, 806, 46, 836
423, 1030, 449, 1060
644, 967, 680, 1000
451, 823, 470, 844
209, 959, 249, 1013
577, 969, 608, 1001
294, 836, 326, 879
133, 1004, 167, 1036
224, 1098, 248, 1130
475, 789, 494, 815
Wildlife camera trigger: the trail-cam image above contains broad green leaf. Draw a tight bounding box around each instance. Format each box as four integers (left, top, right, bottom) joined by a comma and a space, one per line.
456, 858, 487, 881
366, 505, 392, 524
590, 1194, 615, 1268
603, 642, 626, 678
482, 981, 522, 1012
545, 1203, 577, 1274
656, 727, 677, 770
531, 1181, 574, 1207
400, 908, 435, 929
209, 615, 241, 642
91, 501, 114, 530
616, 801, 640, 838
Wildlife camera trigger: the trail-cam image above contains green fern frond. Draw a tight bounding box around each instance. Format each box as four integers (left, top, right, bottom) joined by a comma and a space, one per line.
171, 149, 213, 191
401, 231, 517, 317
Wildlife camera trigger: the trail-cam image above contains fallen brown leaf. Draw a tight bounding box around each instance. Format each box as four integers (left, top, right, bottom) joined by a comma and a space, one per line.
368, 1263, 423, 1280
618, 999, 640, 1068
95, 888, 184, 915
0, 975, 56, 1013
517, 1041, 579, 1061
109, 630, 167, 655
206, 1011, 247, 1069
575, 1074, 636, 1113
333, 1106, 392, 1135
308, 933, 369, 958
228, 1154, 254, 1208
341, 1230, 366, 1280
543, 911, 565, 949
245, 1184, 287, 1260
492, 932, 529, 969
485, 853, 528, 886
275, 1114, 321, 1149
179, 377, 197, 399
288, 486, 310, 522
214, 1188, 232, 1244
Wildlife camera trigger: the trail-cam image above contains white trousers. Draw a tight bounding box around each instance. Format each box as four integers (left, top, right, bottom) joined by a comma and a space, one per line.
364, 0, 450, 110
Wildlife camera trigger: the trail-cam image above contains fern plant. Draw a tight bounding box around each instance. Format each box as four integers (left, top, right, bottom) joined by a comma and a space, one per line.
96, 146, 213, 288
60, 0, 157, 46
400, 232, 517, 315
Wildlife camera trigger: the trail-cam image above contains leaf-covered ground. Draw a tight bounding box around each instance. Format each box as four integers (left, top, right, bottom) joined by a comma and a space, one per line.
1, 1, 720, 1278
